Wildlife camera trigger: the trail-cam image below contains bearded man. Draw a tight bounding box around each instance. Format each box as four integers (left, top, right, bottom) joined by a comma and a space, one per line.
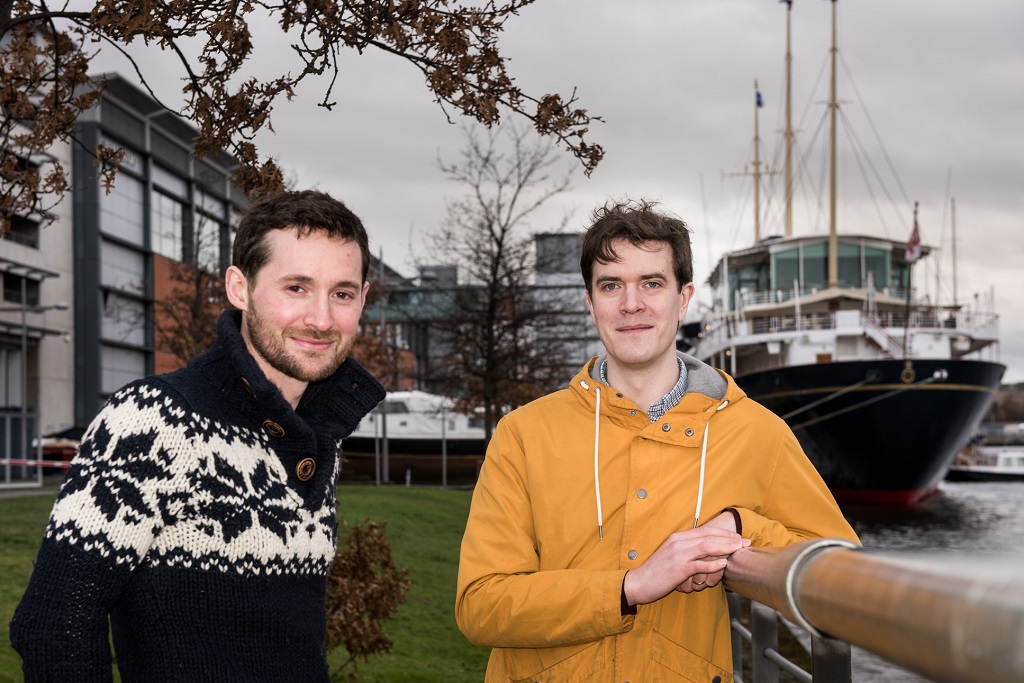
11, 190, 385, 682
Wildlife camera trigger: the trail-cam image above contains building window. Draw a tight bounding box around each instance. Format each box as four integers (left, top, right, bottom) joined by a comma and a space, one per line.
99, 171, 145, 246
193, 216, 223, 274
151, 191, 185, 261
100, 345, 146, 394
100, 239, 146, 295
1, 273, 40, 306
3, 215, 40, 249
101, 292, 146, 345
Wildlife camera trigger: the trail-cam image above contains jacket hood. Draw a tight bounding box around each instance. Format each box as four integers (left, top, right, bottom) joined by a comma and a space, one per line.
569, 352, 746, 539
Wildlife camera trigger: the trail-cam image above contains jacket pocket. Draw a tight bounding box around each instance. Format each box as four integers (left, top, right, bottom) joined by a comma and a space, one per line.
502, 640, 607, 683
650, 630, 734, 683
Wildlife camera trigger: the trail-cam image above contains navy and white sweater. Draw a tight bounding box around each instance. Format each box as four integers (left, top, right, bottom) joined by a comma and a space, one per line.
10, 310, 385, 682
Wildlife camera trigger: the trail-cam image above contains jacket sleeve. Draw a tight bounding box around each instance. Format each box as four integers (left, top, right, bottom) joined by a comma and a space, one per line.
9, 386, 180, 682
455, 416, 634, 649
733, 418, 860, 548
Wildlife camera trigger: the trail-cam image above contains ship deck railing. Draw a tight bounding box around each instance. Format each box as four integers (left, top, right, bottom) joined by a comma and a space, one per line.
699, 308, 998, 349
724, 539, 1024, 682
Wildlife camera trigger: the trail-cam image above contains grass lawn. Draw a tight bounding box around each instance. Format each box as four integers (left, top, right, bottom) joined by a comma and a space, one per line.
0, 485, 489, 682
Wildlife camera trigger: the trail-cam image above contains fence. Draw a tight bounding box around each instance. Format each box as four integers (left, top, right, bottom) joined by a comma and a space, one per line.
724, 539, 1024, 682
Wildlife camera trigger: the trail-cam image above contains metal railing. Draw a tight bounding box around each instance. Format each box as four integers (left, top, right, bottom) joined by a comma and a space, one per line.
724, 539, 1024, 682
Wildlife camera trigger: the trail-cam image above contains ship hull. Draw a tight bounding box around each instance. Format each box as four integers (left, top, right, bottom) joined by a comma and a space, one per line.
736, 359, 1005, 505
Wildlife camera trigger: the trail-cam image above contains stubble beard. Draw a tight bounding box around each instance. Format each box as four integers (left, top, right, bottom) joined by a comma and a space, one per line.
245, 304, 354, 384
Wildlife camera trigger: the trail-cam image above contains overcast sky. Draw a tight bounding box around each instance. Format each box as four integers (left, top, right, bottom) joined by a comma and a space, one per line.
89, 0, 1024, 381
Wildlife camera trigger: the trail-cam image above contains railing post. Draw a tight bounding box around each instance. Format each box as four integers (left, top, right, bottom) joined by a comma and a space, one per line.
727, 592, 745, 679
811, 635, 851, 683
751, 601, 779, 683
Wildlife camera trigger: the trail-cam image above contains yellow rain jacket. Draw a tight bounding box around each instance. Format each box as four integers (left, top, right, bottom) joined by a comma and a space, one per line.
456, 355, 859, 683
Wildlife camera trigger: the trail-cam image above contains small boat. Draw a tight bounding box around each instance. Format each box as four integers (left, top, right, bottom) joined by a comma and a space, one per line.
341, 390, 487, 485
946, 446, 1024, 482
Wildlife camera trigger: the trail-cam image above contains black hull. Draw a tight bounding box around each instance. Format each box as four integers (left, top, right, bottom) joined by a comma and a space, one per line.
737, 359, 1005, 505
340, 436, 487, 486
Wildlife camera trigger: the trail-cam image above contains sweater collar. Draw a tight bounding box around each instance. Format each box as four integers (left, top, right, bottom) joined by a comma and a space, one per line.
202, 310, 385, 439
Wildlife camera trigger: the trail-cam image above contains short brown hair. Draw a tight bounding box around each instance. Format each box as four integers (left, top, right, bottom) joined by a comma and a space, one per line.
580, 199, 692, 292
232, 190, 370, 282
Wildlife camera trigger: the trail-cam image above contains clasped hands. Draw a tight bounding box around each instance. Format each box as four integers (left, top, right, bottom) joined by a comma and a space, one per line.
622, 511, 749, 607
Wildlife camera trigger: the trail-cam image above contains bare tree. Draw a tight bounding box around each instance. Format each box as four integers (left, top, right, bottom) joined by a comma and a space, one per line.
1, 0, 604, 233
422, 122, 587, 440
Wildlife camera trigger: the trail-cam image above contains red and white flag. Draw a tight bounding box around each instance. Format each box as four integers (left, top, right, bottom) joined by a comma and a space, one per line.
905, 217, 922, 264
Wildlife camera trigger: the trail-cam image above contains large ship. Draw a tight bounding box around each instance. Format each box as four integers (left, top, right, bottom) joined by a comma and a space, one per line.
684, 1, 1004, 505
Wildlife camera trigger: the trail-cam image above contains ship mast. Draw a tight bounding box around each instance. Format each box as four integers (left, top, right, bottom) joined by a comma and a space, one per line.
783, 0, 794, 237
753, 79, 764, 242
827, 0, 839, 287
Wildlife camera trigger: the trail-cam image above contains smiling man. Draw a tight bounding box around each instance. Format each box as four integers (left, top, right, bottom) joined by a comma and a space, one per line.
456, 199, 858, 683
11, 190, 385, 682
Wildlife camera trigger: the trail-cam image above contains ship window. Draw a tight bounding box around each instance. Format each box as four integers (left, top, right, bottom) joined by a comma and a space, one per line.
862, 246, 888, 292
892, 261, 910, 292
386, 401, 409, 414
802, 242, 827, 292
729, 262, 769, 309
837, 242, 861, 287
773, 248, 800, 294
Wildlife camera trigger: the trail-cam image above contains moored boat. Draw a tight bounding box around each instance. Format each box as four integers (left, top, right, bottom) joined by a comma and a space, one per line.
947, 446, 1024, 482
341, 390, 487, 485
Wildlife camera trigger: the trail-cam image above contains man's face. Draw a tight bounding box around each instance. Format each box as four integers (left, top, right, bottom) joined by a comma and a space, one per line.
226, 228, 368, 397
585, 239, 694, 375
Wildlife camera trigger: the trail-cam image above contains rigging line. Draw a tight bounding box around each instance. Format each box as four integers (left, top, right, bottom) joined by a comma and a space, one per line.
780, 376, 877, 420
839, 50, 911, 207
838, 108, 893, 240
838, 105, 906, 229
789, 375, 943, 431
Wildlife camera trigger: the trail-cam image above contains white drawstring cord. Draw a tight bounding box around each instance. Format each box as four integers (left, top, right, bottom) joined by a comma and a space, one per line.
593, 385, 604, 539
693, 400, 729, 529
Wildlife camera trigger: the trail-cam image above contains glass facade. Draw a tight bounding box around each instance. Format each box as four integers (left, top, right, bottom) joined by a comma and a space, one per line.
100, 346, 146, 395
99, 171, 145, 246
728, 238, 899, 310
151, 191, 185, 261
75, 77, 247, 423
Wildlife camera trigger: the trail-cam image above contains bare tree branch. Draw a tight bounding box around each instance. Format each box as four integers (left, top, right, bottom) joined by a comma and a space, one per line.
2, 0, 603, 233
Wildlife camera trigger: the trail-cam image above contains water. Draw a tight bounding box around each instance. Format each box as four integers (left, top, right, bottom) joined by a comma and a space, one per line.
838, 481, 1024, 681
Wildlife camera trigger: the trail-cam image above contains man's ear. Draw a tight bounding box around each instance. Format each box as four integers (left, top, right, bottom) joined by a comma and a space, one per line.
225, 266, 249, 311
585, 290, 596, 325
678, 282, 696, 323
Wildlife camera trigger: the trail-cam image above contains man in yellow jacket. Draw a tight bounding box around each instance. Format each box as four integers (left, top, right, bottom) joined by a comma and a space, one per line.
456, 199, 859, 683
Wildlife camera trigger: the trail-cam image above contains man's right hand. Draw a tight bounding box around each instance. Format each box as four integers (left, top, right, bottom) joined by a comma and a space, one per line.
622, 527, 750, 606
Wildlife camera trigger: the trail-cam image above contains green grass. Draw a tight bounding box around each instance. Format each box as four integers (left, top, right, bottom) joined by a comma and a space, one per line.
1, 486, 489, 682
0, 495, 52, 683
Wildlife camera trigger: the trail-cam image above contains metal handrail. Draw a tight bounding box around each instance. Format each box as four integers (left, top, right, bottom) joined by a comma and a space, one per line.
725, 540, 1024, 683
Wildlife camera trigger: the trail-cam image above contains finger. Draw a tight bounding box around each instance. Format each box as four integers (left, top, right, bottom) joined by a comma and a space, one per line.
690, 573, 708, 588
704, 568, 726, 588
675, 526, 745, 541
691, 556, 730, 573
692, 537, 750, 559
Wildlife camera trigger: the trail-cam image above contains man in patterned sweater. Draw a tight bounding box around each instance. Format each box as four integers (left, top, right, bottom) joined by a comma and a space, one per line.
10, 190, 386, 682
